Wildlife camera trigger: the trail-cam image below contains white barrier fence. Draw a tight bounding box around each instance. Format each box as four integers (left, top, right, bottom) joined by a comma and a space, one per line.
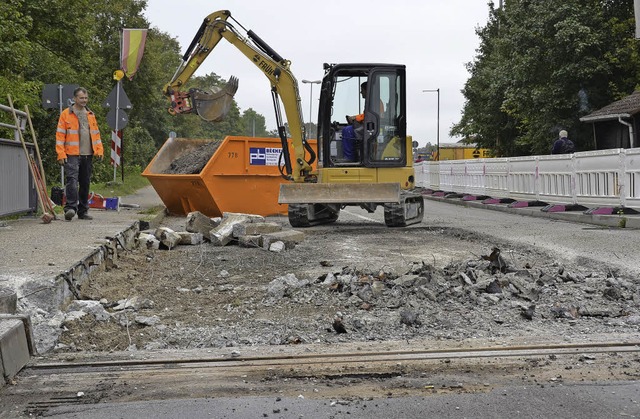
415, 148, 640, 211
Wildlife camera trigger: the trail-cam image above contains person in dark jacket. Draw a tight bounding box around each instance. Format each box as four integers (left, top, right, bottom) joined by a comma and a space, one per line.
551, 130, 575, 154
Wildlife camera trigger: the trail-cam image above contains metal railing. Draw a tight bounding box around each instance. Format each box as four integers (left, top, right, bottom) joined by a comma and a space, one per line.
415, 148, 640, 211
0, 103, 36, 217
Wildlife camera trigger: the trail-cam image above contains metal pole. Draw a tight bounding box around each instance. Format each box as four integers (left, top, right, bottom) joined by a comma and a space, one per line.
422, 89, 440, 161
113, 80, 120, 183
301, 80, 321, 136
58, 85, 65, 184
437, 88, 440, 161
114, 29, 122, 183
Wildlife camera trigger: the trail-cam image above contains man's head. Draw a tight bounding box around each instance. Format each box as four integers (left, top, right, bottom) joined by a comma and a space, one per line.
360, 82, 367, 98
559, 130, 568, 139
73, 87, 89, 109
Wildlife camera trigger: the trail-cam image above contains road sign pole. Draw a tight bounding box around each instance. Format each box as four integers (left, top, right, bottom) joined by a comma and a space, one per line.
58, 85, 65, 185
113, 79, 120, 183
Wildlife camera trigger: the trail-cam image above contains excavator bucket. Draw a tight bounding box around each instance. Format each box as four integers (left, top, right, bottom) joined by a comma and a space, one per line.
192, 76, 239, 122
278, 183, 402, 204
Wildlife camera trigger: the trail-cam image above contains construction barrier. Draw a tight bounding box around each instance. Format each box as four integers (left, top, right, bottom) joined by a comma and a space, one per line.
415, 148, 640, 211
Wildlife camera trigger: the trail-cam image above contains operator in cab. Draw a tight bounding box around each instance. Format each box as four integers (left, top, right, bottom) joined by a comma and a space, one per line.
342, 82, 385, 161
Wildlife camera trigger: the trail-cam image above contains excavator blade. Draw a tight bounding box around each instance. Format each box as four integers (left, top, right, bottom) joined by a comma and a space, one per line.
278, 183, 401, 204
192, 76, 239, 122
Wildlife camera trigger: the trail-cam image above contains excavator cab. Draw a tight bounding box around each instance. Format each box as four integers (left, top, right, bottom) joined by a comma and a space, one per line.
318, 64, 407, 169
282, 63, 424, 228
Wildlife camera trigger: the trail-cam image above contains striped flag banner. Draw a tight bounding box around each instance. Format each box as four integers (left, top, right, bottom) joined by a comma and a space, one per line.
111, 130, 122, 167
121, 29, 148, 80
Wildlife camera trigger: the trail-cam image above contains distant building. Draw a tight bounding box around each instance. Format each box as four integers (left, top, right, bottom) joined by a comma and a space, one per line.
579, 90, 640, 149
436, 143, 491, 161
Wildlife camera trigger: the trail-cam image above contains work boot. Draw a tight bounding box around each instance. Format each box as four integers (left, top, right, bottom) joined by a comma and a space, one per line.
78, 213, 93, 220
64, 209, 76, 221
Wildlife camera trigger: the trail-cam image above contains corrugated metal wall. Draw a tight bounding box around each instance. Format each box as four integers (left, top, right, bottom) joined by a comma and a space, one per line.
0, 139, 36, 217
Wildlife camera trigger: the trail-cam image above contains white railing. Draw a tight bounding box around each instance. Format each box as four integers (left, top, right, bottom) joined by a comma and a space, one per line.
415, 148, 640, 210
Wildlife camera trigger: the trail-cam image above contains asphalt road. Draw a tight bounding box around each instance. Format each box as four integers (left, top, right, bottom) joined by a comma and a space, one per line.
38, 382, 640, 418
343, 196, 640, 276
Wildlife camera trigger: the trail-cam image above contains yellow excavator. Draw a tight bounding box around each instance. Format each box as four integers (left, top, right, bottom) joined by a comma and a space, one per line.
163, 10, 424, 227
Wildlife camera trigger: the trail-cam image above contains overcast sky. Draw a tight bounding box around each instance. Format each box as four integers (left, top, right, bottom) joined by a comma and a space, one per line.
143, 1, 491, 147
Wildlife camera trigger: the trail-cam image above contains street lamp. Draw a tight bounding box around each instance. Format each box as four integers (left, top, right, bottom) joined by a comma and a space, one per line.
301, 79, 321, 129
422, 88, 440, 161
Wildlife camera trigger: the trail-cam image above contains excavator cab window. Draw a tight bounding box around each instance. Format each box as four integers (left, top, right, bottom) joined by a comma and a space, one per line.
319, 65, 406, 169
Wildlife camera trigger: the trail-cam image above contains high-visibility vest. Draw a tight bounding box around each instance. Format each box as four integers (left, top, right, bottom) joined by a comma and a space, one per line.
56, 106, 103, 160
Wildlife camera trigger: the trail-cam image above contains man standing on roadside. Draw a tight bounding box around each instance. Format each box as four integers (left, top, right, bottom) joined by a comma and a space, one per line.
56, 87, 103, 221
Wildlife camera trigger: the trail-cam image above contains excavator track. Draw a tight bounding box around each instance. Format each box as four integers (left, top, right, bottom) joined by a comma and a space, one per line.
288, 203, 340, 227
383, 192, 424, 227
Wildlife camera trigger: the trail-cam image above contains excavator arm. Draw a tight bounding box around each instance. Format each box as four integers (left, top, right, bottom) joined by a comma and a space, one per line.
163, 10, 315, 182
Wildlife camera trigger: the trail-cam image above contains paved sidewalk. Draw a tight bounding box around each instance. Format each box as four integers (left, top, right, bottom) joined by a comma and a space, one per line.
0, 185, 164, 292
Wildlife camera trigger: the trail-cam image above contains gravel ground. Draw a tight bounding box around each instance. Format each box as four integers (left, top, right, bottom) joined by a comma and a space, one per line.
54, 215, 640, 353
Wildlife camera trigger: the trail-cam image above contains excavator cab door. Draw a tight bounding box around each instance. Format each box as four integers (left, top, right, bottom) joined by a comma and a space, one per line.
361, 68, 406, 167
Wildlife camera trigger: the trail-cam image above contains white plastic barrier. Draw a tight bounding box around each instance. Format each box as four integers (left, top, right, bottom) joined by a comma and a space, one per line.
623, 148, 640, 208
507, 156, 539, 202
483, 158, 510, 199
415, 148, 640, 210
573, 149, 623, 208
537, 154, 575, 204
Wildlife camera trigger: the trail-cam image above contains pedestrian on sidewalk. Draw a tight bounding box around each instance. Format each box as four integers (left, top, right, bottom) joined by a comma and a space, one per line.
56, 87, 103, 221
551, 129, 575, 155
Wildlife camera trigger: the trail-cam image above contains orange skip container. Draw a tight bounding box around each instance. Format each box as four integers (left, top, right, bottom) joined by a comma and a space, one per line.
142, 136, 316, 217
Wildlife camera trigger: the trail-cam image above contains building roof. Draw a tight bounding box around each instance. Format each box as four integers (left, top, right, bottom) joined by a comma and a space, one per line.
580, 90, 640, 122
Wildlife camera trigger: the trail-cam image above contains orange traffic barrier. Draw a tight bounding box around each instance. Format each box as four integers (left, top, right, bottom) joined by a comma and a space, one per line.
142, 136, 317, 217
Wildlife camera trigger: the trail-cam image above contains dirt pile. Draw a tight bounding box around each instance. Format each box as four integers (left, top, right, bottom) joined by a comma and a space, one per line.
55, 223, 640, 353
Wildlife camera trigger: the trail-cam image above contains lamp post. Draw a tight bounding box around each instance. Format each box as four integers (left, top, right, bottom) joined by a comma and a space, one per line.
301, 79, 321, 132
422, 88, 440, 161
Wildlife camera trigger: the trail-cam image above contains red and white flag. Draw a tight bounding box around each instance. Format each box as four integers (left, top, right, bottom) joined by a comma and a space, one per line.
111, 130, 122, 167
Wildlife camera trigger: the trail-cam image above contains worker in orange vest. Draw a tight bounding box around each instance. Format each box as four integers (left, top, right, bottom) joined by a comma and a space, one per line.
56, 87, 103, 221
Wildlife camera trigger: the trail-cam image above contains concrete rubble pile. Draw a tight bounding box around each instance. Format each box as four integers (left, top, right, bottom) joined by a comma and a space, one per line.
55, 244, 640, 351
137, 211, 304, 252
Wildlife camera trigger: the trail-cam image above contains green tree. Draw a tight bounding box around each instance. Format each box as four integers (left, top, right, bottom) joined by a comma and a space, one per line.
240, 108, 270, 137
1, 0, 271, 186
452, 0, 639, 156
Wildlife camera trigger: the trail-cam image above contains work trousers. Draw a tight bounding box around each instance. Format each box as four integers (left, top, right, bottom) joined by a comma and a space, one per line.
64, 155, 93, 216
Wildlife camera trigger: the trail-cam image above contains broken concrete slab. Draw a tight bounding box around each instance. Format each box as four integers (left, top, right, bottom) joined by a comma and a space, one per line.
222, 212, 265, 223
185, 211, 220, 241
269, 241, 286, 252
210, 213, 266, 246
0, 318, 30, 385
237, 235, 261, 248
154, 227, 181, 249
178, 231, 203, 245
232, 222, 282, 237
137, 232, 160, 250
0, 287, 17, 314
66, 300, 110, 321
261, 230, 305, 250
